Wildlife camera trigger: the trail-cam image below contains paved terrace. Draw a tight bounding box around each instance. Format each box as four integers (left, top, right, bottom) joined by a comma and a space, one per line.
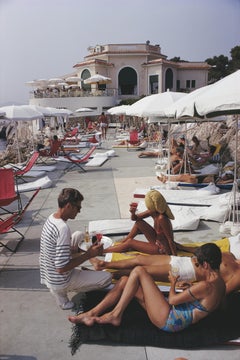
0, 134, 239, 360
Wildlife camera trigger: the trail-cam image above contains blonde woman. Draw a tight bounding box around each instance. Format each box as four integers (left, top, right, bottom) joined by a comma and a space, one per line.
103, 190, 176, 255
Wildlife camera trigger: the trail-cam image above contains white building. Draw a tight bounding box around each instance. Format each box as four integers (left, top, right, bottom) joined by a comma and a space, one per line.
29, 41, 210, 115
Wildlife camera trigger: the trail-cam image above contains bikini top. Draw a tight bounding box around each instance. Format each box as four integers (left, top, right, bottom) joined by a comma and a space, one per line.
188, 288, 209, 313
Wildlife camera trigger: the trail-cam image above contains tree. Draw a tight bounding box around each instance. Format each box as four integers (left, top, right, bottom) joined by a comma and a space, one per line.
169, 57, 188, 63
205, 55, 229, 83
205, 45, 240, 83
229, 46, 240, 72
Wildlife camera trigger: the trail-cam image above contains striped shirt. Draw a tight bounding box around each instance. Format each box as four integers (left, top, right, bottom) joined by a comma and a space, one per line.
40, 214, 72, 289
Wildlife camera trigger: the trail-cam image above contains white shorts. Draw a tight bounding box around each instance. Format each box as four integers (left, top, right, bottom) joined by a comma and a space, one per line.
170, 256, 196, 282
49, 269, 112, 307
100, 123, 107, 128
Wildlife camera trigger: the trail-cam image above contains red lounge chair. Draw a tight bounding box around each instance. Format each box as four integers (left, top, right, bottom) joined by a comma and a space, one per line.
13, 151, 40, 182
0, 168, 22, 215
0, 213, 24, 253
0, 168, 40, 252
64, 127, 78, 141
38, 139, 63, 163
63, 146, 97, 172
127, 130, 140, 151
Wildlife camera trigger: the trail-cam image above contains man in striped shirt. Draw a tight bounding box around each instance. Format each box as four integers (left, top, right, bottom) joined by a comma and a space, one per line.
40, 188, 112, 310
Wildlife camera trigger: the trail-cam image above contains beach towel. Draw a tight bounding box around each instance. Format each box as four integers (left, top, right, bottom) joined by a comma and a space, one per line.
108, 237, 230, 263
69, 290, 240, 354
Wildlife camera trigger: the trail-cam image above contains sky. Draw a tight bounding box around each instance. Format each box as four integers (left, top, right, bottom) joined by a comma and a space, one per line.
0, 0, 239, 106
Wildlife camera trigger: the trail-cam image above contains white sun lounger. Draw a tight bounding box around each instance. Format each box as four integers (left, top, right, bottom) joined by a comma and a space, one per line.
85, 150, 115, 167
20, 170, 46, 178
133, 184, 232, 207
30, 165, 57, 172
16, 176, 53, 192
89, 203, 200, 235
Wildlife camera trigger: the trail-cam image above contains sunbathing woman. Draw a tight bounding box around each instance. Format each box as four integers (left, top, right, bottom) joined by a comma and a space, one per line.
102, 189, 177, 255
91, 240, 240, 295
69, 243, 225, 333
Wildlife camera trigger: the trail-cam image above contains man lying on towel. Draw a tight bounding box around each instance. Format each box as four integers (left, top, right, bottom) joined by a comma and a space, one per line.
91, 235, 240, 295
69, 243, 225, 333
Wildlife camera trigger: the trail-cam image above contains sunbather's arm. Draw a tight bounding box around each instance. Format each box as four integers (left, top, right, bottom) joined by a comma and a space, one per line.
130, 209, 151, 221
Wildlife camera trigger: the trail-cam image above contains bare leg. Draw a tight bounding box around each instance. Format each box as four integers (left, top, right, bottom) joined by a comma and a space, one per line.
176, 243, 197, 254
91, 254, 171, 271
104, 220, 159, 254
112, 264, 171, 282
68, 276, 128, 325
103, 238, 159, 254
123, 219, 156, 243
96, 266, 170, 328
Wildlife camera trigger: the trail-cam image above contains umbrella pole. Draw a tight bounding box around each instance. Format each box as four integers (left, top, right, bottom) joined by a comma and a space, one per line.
234, 115, 238, 182
232, 116, 239, 225
14, 122, 21, 163
167, 121, 171, 182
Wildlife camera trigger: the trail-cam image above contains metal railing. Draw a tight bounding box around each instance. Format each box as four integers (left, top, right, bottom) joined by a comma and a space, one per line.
30, 88, 118, 99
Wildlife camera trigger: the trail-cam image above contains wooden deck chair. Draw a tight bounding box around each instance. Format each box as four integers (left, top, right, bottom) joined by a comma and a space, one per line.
0, 168, 22, 215
13, 151, 40, 182
63, 146, 97, 172
127, 130, 140, 151
0, 213, 24, 253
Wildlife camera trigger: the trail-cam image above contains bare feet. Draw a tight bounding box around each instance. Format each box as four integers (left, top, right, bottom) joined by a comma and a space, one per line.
95, 311, 121, 326
68, 312, 96, 326
89, 257, 106, 270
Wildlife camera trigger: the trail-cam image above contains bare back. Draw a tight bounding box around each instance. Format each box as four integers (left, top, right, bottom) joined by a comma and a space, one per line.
220, 252, 240, 294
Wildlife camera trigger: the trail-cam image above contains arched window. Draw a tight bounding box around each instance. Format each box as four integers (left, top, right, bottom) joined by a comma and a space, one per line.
118, 67, 137, 95
165, 68, 173, 91
81, 69, 91, 91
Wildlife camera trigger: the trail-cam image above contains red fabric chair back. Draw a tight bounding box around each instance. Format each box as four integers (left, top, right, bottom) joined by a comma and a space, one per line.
15, 152, 39, 176
49, 140, 62, 156
0, 168, 17, 206
129, 130, 139, 144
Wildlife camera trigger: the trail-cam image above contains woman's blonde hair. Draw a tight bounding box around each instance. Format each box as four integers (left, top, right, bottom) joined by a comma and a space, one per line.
145, 189, 174, 220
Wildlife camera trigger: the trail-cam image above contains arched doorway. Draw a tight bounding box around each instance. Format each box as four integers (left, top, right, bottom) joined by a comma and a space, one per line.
118, 67, 137, 95
81, 69, 91, 91
165, 68, 173, 91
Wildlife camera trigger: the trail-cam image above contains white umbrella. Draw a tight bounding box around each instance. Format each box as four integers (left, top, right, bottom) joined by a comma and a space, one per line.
165, 86, 212, 119
48, 78, 63, 84
0, 105, 43, 121
107, 105, 131, 115
27, 105, 55, 116
75, 107, 94, 113
27, 105, 72, 117
45, 107, 73, 116
65, 76, 82, 82
56, 108, 73, 116
66, 84, 79, 88
165, 71, 240, 119
57, 82, 69, 87
125, 91, 187, 117
84, 74, 111, 85
195, 70, 240, 117
26, 79, 49, 88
